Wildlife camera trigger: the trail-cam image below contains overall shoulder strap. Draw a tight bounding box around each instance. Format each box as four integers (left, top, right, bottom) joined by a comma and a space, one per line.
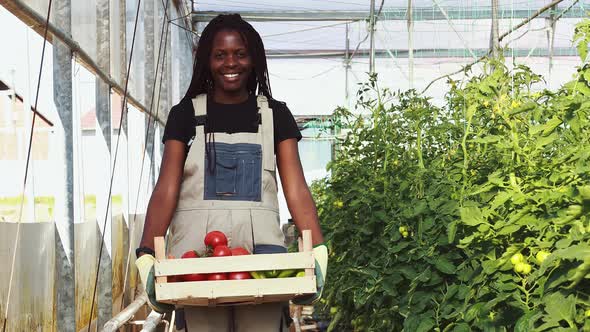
192, 94, 207, 116
257, 95, 275, 171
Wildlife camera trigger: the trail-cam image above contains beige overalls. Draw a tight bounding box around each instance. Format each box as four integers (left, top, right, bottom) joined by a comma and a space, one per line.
166, 94, 288, 331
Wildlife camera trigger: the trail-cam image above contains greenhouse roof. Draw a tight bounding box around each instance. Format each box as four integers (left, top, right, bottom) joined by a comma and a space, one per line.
191, 0, 589, 55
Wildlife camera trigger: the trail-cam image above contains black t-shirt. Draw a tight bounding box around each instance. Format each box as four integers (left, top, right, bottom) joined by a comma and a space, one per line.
162, 94, 302, 153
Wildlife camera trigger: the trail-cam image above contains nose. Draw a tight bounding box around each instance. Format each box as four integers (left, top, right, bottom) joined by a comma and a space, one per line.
224, 54, 237, 67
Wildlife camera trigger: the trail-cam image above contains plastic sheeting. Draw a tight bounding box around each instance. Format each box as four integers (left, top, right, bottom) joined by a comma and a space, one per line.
0, 214, 145, 331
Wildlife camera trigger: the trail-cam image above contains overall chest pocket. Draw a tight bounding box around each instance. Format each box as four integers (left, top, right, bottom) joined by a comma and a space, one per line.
204, 142, 262, 201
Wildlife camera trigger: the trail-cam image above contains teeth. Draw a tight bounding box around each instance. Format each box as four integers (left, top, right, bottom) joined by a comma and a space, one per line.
224, 73, 239, 78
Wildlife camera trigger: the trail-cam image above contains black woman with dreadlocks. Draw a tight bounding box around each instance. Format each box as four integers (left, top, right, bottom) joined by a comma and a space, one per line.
135, 14, 327, 331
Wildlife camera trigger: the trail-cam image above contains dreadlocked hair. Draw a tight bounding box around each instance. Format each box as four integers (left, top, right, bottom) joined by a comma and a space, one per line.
184, 14, 272, 99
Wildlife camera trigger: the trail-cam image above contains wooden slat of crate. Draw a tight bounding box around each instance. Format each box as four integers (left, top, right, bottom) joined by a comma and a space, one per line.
156, 276, 316, 306
155, 252, 315, 276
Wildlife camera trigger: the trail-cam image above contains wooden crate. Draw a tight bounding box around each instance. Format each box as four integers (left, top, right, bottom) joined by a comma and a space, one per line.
153, 230, 317, 306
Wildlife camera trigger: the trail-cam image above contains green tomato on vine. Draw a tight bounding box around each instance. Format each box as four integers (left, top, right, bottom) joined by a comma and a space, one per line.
535, 250, 550, 265
333, 200, 344, 208
514, 262, 532, 275
399, 226, 410, 238
510, 253, 525, 265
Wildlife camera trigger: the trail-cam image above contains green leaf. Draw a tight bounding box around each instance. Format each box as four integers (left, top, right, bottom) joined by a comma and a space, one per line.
514, 310, 541, 332
416, 318, 436, 332
529, 117, 562, 136
555, 244, 590, 260
374, 210, 387, 221
577, 38, 588, 62
543, 292, 575, 325
451, 323, 471, 332
465, 302, 485, 322
435, 256, 457, 274
460, 205, 486, 226
490, 191, 512, 210
448, 221, 457, 244
508, 101, 536, 115
497, 224, 521, 235
535, 132, 558, 149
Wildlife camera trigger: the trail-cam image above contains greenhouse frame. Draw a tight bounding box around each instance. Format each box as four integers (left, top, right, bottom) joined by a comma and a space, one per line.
0, 0, 589, 330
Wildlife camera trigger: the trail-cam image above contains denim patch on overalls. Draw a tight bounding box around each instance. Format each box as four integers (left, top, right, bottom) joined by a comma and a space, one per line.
204, 142, 262, 201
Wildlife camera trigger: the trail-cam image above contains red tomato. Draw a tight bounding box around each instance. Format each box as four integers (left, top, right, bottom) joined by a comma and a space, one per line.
204, 231, 228, 249
229, 272, 252, 280
207, 273, 228, 281
180, 250, 206, 281
181, 250, 199, 259
213, 245, 232, 257
182, 273, 207, 282
230, 247, 250, 256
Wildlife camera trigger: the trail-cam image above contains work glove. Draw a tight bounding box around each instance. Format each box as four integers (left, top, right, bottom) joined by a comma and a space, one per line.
135, 254, 175, 313
293, 244, 328, 305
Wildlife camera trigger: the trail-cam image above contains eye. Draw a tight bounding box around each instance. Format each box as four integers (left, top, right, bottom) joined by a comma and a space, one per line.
214, 52, 224, 59
237, 51, 247, 58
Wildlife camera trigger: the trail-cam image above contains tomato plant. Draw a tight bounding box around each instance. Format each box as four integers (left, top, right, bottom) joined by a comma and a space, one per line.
315, 20, 590, 332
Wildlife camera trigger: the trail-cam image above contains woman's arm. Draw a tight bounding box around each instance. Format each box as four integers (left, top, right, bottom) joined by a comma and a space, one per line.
138, 140, 186, 252
276, 138, 324, 245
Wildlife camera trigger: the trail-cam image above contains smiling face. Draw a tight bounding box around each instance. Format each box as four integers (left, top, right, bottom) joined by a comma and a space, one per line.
209, 29, 254, 103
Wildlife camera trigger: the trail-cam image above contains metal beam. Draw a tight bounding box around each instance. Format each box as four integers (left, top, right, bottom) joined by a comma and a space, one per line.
192, 7, 587, 22
265, 47, 579, 58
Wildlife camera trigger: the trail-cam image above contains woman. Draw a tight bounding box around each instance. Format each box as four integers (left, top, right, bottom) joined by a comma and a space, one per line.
134, 14, 328, 331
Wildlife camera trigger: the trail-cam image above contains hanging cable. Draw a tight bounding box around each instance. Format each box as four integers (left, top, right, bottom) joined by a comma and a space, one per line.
86, 0, 146, 329
349, 0, 385, 61
2, 1, 53, 331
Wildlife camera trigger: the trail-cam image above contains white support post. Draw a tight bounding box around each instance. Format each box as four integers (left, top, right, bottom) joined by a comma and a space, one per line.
369, 0, 376, 74
490, 0, 500, 58
407, 0, 414, 89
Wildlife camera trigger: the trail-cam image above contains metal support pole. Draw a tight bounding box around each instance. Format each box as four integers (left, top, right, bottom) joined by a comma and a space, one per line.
490, 0, 500, 58
52, 0, 75, 330
407, 0, 414, 89
157, 0, 170, 159
145, 0, 156, 189
369, 0, 376, 74
344, 22, 350, 102
546, 5, 557, 86
96, 0, 112, 327
119, 0, 127, 88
